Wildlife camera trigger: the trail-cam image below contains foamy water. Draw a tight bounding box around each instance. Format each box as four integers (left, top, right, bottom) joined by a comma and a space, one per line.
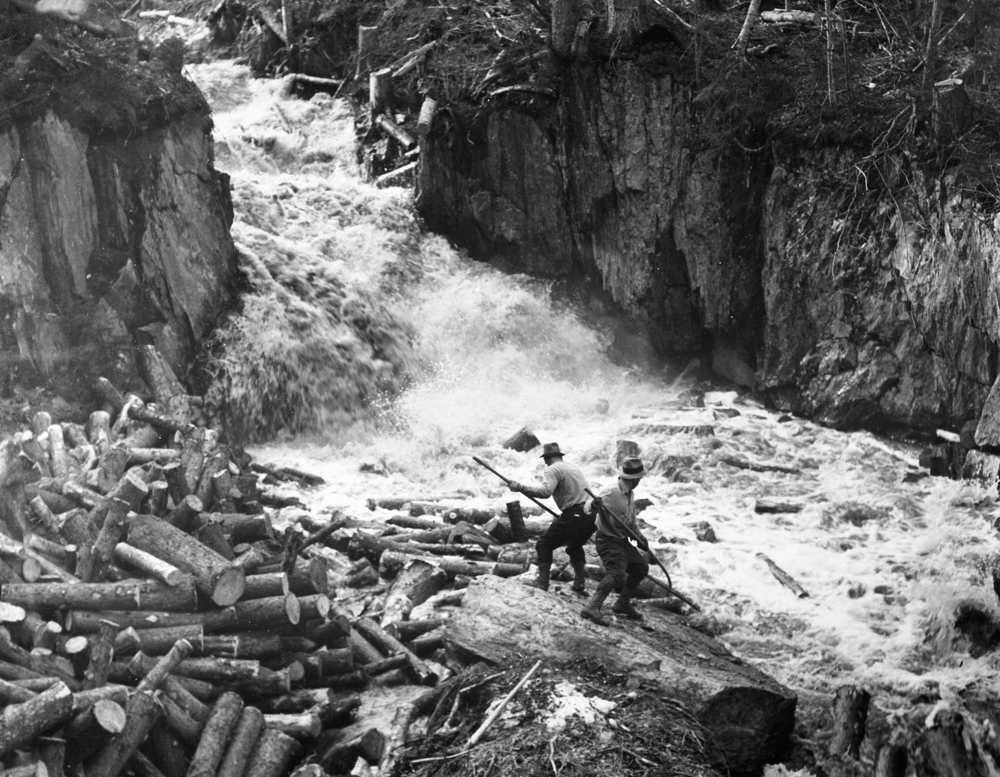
188, 61, 1000, 727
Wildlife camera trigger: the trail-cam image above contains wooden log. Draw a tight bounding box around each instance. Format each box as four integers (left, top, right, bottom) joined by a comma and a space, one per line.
202, 595, 302, 633
355, 24, 377, 78
380, 558, 448, 627
37, 735, 65, 777
0, 681, 74, 757
114, 543, 185, 586
162, 462, 191, 507
368, 67, 392, 119
160, 690, 203, 746
146, 723, 188, 777
352, 617, 437, 684
415, 96, 437, 137
346, 630, 382, 666
2, 577, 198, 612
306, 727, 384, 773
199, 512, 274, 544
386, 619, 443, 642
138, 345, 186, 406
218, 666, 295, 700
506, 501, 528, 542
187, 691, 244, 777
754, 498, 804, 514
145, 480, 169, 517
94, 380, 127, 417
83, 619, 120, 690
361, 653, 408, 677
0, 658, 46, 682
243, 572, 290, 599
127, 404, 192, 435
171, 656, 262, 682
244, 729, 302, 777
216, 706, 265, 777
198, 633, 283, 660
290, 647, 353, 682
193, 522, 235, 561
0, 675, 37, 704
64, 699, 128, 764
126, 651, 209, 722
255, 688, 337, 714
166, 495, 203, 533
72, 684, 131, 711
85, 497, 133, 582
45, 425, 68, 479
830, 684, 870, 759
409, 632, 443, 657
0, 628, 78, 687
86, 690, 162, 777
66, 609, 205, 632
133, 640, 193, 692
263, 712, 321, 738
0, 533, 77, 583
117, 625, 204, 656
127, 513, 245, 605
757, 553, 809, 598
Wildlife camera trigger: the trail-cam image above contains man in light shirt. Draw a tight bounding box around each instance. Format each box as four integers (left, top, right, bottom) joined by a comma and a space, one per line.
581, 455, 650, 626
507, 442, 593, 593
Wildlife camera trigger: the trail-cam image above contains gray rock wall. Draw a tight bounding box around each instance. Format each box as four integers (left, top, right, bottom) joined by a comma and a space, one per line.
416, 64, 999, 433
0, 108, 237, 394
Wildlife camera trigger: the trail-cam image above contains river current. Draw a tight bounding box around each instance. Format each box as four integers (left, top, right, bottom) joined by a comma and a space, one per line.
188, 60, 1000, 741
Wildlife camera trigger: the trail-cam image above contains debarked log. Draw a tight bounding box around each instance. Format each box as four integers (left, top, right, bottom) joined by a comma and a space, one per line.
1, 577, 198, 612
378, 550, 524, 580
126, 514, 245, 605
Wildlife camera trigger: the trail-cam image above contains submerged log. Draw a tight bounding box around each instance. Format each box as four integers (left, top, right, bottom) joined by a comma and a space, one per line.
756, 553, 809, 598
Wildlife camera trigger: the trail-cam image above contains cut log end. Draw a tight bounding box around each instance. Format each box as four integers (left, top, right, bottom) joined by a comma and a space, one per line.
212, 568, 247, 606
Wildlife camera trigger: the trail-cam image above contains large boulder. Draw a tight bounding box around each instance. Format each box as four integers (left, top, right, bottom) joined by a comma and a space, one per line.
444, 575, 796, 773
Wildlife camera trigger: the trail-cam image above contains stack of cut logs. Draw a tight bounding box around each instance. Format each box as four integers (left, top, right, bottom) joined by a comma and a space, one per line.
0, 346, 631, 777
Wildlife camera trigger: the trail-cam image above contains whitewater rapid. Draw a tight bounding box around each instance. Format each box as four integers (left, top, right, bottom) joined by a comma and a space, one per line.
187, 60, 1000, 729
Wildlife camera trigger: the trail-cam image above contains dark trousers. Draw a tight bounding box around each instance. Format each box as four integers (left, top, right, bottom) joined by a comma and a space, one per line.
595, 533, 649, 590
535, 504, 595, 566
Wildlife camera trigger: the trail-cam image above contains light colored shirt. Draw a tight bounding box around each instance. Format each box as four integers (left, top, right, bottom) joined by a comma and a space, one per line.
595, 482, 643, 541
519, 460, 589, 511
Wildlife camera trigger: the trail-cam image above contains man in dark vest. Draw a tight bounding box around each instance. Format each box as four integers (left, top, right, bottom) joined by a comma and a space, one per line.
581, 455, 650, 626
506, 442, 593, 593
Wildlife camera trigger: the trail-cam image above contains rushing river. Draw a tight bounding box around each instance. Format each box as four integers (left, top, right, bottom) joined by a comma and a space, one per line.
188, 60, 1000, 738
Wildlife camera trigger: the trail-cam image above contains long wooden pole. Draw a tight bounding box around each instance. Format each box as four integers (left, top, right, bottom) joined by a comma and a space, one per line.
471, 457, 559, 518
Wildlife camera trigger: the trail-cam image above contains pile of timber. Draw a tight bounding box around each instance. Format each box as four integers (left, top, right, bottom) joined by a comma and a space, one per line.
0, 348, 612, 777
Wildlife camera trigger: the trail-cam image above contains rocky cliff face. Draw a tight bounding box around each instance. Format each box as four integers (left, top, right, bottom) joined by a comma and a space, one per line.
416, 62, 996, 434
0, 103, 237, 398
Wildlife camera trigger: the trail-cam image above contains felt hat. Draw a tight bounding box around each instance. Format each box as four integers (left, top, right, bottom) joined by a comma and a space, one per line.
540, 442, 564, 459
618, 456, 645, 480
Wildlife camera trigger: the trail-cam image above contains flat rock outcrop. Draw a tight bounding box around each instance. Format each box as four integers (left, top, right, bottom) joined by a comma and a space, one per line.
444, 575, 796, 773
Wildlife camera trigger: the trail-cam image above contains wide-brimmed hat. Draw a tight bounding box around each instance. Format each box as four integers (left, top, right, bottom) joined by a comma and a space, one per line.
540, 442, 564, 459
618, 456, 645, 480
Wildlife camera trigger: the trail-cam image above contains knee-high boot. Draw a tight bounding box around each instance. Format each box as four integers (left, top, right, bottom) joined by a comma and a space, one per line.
580, 576, 616, 626
612, 576, 644, 620
524, 561, 551, 591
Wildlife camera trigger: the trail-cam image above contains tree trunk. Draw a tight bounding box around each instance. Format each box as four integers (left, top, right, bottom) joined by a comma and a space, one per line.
733, 0, 762, 61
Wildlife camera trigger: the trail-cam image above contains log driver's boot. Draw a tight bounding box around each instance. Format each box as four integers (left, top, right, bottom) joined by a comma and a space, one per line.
570, 559, 588, 595
524, 562, 550, 591
581, 577, 616, 626
612, 577, 644, 620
